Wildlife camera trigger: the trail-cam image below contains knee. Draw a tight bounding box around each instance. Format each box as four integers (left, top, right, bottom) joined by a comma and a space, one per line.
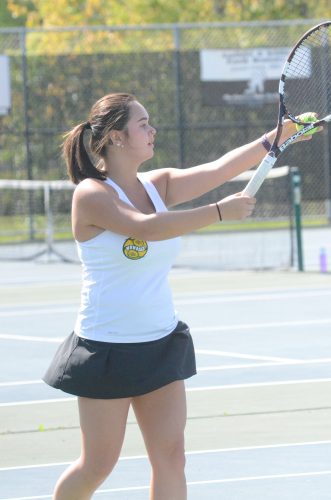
52, 456, 119, 499
151, 439, 186, 474
79, 456, 118, 487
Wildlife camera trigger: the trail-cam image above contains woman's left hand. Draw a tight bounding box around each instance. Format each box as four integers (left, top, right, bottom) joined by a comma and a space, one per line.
283, 112, 323, 142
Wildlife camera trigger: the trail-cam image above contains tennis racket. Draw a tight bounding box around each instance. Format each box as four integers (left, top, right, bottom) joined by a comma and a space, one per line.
243, 21, 331, 197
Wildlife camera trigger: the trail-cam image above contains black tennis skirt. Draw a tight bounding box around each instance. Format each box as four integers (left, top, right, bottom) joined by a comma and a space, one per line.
43, 320, 196, 399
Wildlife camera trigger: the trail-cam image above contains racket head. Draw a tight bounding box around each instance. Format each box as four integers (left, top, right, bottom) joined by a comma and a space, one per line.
280, 21, 331, 124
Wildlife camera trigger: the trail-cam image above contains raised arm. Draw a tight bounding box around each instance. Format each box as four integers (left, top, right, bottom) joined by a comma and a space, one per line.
72, 179, 256, 242
152, 121, 298, 207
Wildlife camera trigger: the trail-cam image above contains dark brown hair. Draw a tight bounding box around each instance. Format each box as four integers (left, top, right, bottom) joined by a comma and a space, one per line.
63, 93, 136, 184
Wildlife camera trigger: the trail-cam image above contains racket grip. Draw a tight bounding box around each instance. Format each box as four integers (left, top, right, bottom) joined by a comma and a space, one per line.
242, 155, 277, 197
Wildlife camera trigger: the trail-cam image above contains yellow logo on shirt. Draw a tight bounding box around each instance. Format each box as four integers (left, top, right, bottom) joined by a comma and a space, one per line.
123, 238, 148, 260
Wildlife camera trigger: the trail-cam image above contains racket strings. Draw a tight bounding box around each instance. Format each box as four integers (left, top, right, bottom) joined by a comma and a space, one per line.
283, 24, 331, 118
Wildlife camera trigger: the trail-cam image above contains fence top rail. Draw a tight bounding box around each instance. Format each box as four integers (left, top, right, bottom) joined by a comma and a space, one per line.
0, 18, 325, 35
0, 179, 74, 190
0, 166, 292, 190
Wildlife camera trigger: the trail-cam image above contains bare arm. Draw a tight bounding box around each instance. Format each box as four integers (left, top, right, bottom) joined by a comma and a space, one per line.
153, 121, 299, 207
73, 179, 255, 242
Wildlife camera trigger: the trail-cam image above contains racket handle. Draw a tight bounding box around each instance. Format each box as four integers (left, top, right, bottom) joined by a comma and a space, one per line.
242, 154, 277, 197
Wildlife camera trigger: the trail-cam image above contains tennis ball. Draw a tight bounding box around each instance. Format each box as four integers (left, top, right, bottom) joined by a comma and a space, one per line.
295, 114, 318, 136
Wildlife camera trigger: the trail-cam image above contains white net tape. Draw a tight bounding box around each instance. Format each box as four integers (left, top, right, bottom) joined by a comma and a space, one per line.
0, 166, 293, 268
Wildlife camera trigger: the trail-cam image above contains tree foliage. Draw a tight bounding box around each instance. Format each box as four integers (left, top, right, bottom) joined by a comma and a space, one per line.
1, 1, 330, 185
213, 0, 330, 21
2, 0, 329, 55
0, 0, 25, 26
4, 0, 331, 28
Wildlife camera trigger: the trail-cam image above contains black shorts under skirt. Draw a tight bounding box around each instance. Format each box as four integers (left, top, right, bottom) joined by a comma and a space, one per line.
43, 321, 196, 399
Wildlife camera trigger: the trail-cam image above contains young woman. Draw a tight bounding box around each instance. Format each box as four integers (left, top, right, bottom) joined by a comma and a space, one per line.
44, 92, 301, 500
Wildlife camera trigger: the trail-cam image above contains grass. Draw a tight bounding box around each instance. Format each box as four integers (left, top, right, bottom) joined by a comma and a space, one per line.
0, 215, 72, 244
0, 215, 329, 244
197, 216, 329, 234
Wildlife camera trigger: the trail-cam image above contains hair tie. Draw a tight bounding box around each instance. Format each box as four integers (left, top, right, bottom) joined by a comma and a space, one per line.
85, 121, 92, 130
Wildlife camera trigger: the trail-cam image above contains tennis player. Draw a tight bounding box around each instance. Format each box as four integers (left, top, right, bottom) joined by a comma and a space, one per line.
44, 92, 302, 499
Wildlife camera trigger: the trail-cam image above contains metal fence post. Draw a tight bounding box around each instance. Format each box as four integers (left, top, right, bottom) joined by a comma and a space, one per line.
20, 29, 35, 240
291, 167, 304, 272
173, 26, 185, 168
20, 29, 32, 181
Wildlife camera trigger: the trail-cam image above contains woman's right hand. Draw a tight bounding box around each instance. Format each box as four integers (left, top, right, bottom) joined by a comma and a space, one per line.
218, 193, 256, 221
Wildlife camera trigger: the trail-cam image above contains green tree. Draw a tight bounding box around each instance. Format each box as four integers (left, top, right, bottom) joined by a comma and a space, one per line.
6, 0, 215, 27
6, 0, 331, 27
0, 0, 25, 26
5, 0, 329, 55
213, 0, 330, 20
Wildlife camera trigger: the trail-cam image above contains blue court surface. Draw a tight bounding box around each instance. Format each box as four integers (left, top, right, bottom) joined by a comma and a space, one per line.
1, 442, 331, 499
0, 262, 330, 499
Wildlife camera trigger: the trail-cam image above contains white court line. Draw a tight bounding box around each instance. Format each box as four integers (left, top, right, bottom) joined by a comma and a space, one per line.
0, 359, 330, 390
1, 440, 331, 472
95, 470, 331, 494
196, 349, 297, 362
2, 471, 331, 499
0, 307, 76, 317
198, 358, 331, 371
0, 334, 64, 343
0, 289, 331, 317
0, 496, 52, 500
0, 380, 44, 387
0, 397, 76, 407
176, 289, 331, 305
1, 378, 331, 407
188, 378, 331, 392
192, 318, 331, 332
1, 317, 331, 345
1, 357, 331, 388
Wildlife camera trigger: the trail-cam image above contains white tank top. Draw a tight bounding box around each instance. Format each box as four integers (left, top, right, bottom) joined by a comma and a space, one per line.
74, 173, 181, 343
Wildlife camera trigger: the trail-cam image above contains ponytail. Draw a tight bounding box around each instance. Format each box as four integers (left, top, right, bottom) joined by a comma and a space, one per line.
63, 93, 136, 184
63, 121, 106, 185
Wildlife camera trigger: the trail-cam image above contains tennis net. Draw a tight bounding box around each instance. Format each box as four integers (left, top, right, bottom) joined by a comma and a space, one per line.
0, 166, 296, 269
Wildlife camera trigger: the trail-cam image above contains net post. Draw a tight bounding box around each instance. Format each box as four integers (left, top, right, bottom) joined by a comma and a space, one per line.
290, 167, 304, 272
43, 182, 53, 262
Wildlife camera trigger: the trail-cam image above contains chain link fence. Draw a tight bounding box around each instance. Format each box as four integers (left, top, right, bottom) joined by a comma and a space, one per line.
0, 20, 330, 267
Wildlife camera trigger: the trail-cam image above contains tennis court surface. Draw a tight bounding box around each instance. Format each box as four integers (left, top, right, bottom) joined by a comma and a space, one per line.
0, 261, 330, 499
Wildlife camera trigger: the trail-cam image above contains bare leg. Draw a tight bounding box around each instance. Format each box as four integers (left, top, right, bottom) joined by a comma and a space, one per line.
53, 396, 131, 500
132, 381, 187, 500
